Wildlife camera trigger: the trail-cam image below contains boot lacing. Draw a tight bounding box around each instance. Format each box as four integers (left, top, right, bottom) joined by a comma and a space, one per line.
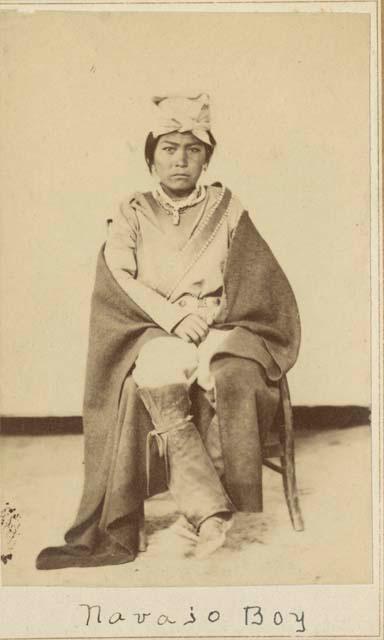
145, 416, 193, 495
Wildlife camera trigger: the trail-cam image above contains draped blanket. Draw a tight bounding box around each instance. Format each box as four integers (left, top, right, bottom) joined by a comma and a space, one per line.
36, 211, 300, 569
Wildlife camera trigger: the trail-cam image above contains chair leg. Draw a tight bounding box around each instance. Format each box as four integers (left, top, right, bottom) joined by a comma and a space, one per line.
280, 376, 305, 532
281, 451, 304, 531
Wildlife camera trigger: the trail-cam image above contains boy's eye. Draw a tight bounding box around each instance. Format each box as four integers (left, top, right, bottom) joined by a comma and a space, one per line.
189, 147, 202, 153
163, 146, 176, 153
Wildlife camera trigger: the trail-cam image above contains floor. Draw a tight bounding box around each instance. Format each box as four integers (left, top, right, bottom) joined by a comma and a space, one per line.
0, 424, 372, 587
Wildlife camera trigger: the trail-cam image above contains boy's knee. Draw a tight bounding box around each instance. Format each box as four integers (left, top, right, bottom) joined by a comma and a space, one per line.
133, 337, 197, 387
213, 357, 267, 394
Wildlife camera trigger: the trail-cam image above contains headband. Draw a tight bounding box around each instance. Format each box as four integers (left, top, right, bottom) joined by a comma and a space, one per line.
150, 93, 212, 146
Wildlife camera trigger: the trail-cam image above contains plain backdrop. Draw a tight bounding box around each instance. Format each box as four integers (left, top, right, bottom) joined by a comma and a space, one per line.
0, 10, 371, 415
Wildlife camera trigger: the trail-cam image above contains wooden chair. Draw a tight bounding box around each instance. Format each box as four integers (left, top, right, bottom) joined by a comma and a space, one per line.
262, 375, 305, 531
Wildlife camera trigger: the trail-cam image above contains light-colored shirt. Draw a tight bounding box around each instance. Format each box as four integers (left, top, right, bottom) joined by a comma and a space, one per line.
104, 185, 245, 333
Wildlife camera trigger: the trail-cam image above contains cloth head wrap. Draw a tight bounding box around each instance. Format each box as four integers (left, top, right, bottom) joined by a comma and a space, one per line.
150, 93, 212, 146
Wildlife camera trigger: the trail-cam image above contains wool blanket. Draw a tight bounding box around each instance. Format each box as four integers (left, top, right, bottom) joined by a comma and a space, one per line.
36, 211, 300, 569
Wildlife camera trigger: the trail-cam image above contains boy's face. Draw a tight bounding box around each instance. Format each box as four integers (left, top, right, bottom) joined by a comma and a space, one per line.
153, 131, 207, 197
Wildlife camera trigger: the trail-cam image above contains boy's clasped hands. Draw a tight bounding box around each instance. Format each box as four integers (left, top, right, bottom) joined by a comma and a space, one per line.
173, 313, 214, 345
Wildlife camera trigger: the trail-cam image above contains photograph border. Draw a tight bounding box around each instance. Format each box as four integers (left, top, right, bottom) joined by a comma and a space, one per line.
0, 1, 382, 638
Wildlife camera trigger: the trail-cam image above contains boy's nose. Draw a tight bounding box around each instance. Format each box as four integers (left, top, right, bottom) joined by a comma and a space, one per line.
175, 150, 188, 166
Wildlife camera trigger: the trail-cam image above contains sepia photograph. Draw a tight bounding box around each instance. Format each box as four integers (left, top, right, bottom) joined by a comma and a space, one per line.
0, 2, 382, 638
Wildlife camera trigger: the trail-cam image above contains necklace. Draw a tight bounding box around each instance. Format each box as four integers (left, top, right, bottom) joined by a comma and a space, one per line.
153, 184, 207, 225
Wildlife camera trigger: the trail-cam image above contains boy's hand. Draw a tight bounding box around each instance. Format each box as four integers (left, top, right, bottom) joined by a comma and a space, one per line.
173, 314, 209, 345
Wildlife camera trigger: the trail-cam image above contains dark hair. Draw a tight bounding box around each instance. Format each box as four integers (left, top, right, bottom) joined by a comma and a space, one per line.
144, 131, 216, 172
